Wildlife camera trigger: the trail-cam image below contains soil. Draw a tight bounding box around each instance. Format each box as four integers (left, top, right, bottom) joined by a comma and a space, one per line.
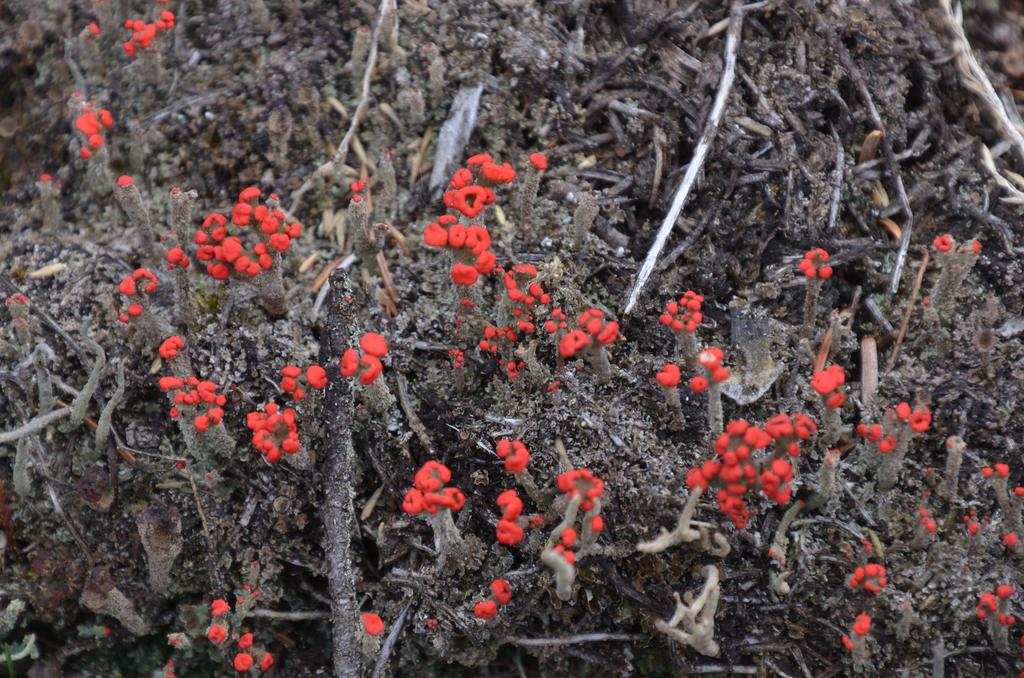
2, 0, 1024, 676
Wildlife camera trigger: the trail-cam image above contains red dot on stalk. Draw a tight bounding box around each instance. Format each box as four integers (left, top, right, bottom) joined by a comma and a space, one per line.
362, 612, 385, 636
473, 600, 497, 620
490, 579, 512, 604
360, 333, 388, 358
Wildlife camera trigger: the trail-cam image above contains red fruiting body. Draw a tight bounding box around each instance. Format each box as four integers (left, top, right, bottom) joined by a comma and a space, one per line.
559, 308, 619, 358
159, 376, 227, 432
496, 519, 524, 545
444, 183, 494, 219
207, 624, 227, 645
698, 348, 729, 382
556, 469, 605, 511
159, 336, 185, 360
859, 401, 930, 455
933, 234, 981, 257
211, 599, 230, 616
402, 462, 465, 516
247, 403, 300, 463
237, 633, 253, 649
194, 187, 302, 282
799, 247, 833, 279
856, 420, 896, 453
481, 161, 516, 184
338, 334, 387, 385
449, 348, 465, 369
279, 364, 328, 401
501, 264, 551, 338
422, 217, 496, 285
553, 544, 576, 565
425, 155, 519, 285
260, 653, 274, 670
848, 564, 887, 593
451, 262, 479, 286
474, 600, 497, 620
166, 247, 190, 271
360, 332, 389, 358
544, 308, 568, 335
656, 363, 681, 388
659, 291, 704, 334
893, 402, 931, 432
549, 469, 606, 561
74, 102, 113, 157
852, 613, 871, 636
362, 612, 385, 636
306, 365, 328, 389
474, 578, 512, 620
466, 153, 493, 166
496, 489, 525, 545
690, 347, 729, 392
977, 586, 1015, 625
529, 152, 548, 170
495, 439, 530, 474
764, 413, 817, 457
686, 419, 788, 528
122, 11, 175, 57
810, 365, 846, 409
117, 268, 159, 324
490, 579, 512, 604
233, 653, 254, 672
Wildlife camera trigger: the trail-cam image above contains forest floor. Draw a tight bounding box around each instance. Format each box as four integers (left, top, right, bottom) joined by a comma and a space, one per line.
2, 0, 1024, 676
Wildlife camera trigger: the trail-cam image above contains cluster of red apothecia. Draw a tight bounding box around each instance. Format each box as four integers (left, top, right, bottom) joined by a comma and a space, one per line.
74, 101, 114, 160
122, 11, 176, 56
194, 187, 302, 281
686, 418, 814, 528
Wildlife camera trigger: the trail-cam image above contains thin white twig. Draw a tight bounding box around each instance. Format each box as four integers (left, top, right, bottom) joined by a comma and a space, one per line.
939, 0, 1024, 164
505, 632, 647, 647
622, 1, 747, 315
371, 599, 413, 678
248, 608, 332, 620
286, 0, 393, 217
826, 125, 844, 232
834, 28, 913, 294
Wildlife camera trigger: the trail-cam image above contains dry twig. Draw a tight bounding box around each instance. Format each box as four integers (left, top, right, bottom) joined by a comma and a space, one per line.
287, 0, 393, 216
371, 598, 414, 678
427, 85, 484, 198
826, 125, 844, 232
505, 633, 647, 647
937, 0, 1024, 168
623, 1, 762, 314
884, 250, 929, 375
188, 469, 225, 593
832, 31, 914, 294
319, 267, 363, 678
